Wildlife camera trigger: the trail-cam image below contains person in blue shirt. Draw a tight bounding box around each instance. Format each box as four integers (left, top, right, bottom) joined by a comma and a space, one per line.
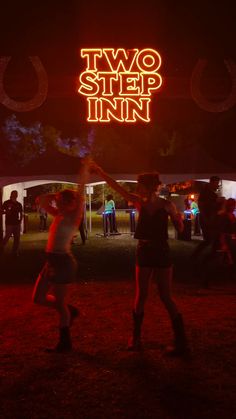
104, 194, 118, 234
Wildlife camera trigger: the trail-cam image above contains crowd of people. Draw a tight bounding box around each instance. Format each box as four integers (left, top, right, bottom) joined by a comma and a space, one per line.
0, 165, 235, 354
192, 176, 236, 287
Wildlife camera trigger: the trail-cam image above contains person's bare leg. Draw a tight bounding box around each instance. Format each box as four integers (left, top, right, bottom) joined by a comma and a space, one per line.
32, 265, 57, 309
52, 284, 72, 352
33, 272, 72, 352
53, 284, 70, 328
134, 266, 151, 313
156, 267, 178, 320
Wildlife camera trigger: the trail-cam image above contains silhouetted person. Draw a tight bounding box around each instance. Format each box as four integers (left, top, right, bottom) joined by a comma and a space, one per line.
79, 217, 86, 244
38, 206, 48, 231
193, 176, 220, 259
223, 198, 236, 272
71, 213, 87, 245
128, 201, 136, 233
199, 197, 236, 287
214, 198, 236, 273
1, 190, 23, 257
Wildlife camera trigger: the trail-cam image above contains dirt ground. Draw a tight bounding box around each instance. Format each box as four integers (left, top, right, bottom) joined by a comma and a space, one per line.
0, 235, 236, 419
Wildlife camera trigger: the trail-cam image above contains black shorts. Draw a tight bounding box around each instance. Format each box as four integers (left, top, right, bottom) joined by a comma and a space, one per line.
42, 253, 77, 284
136, 240, 172, 268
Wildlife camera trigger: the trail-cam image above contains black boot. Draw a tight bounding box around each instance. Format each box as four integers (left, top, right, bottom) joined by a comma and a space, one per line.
127, 311, 144, 351
46, 327, 72, 353
166, 313, 188, 356
68, 304, 79, 327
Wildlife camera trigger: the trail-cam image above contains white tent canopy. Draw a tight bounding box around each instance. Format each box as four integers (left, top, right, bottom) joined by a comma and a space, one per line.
2, 172, 236, 204
1, 172, 236, 236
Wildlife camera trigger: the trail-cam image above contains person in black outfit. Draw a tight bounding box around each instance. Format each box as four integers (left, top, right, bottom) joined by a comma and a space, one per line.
38, 206, 48, 231
192, 176, 221, 283
91, 161, 188, 356
128, 201, 136, 234
222, 198, 236, 272
1, 190, 23, 256
197, 176, 221, 247
71, 214, 87, 245
205, 197, 236, 283
79, 217, 86, 244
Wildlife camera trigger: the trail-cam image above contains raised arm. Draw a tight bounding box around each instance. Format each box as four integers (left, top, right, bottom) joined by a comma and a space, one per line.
35, 193, 58, 217
91, 161, 140, 205
35, 158, 90, 218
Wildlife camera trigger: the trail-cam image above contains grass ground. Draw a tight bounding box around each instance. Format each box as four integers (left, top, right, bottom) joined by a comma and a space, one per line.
0, 226, 236, 419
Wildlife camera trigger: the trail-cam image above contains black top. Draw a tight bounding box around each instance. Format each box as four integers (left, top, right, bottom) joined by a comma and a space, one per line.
2, 200, 23, 225
134, 205, 169, 242
198, 186, 218, 219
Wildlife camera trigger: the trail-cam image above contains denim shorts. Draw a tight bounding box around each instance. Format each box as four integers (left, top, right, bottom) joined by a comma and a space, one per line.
136, 240, 172, 268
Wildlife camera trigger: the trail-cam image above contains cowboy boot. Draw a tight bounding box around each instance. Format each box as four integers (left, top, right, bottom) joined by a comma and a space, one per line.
46, 327, 72, 353
55, 326, 72, 353
127, 310, 144, 351
166, 313, 188, 356
68, 304, 79, 327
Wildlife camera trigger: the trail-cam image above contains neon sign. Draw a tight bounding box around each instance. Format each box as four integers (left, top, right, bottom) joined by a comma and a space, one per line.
78, 48, 162, 123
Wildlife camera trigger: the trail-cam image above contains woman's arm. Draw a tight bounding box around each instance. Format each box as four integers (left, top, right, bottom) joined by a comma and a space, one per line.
91, 161, 140, 205
166, 200, 184, 233
35, 194, 58, 217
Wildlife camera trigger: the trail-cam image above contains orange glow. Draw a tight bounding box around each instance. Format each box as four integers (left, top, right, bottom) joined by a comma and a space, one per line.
86, 97, 151, 122
78, 48, 162, 123
125, 98, 151, 122
136, 49, 162, 72
103, 48, 138, 72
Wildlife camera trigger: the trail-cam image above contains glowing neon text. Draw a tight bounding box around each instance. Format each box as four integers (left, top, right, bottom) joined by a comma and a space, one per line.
78, 48, 162, 123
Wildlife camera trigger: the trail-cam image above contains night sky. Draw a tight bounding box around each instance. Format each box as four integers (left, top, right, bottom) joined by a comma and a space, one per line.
0, 0, 235, 170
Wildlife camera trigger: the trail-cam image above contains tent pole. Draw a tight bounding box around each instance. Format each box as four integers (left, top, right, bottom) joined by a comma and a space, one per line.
89, 187, 92, 233
0, 187, 3, 244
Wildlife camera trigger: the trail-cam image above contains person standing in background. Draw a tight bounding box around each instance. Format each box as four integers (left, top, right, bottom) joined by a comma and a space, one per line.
193, 176, 221, 257
1, 190, 23, 257
104, 194, 118, 234
78, 215, 87, 244
189, 197, 200, 235
38, 206, 48, 231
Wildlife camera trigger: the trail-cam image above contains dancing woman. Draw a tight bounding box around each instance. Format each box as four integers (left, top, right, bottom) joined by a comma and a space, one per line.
32, 159, 89, 352
92, 161, 187, 355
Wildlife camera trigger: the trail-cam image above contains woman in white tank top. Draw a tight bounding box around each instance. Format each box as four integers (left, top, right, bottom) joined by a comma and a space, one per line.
32, 160, 90, 353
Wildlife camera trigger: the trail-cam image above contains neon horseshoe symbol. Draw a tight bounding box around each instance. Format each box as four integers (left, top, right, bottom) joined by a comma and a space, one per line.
0, 56, 48, 112
191, 59, 236, 112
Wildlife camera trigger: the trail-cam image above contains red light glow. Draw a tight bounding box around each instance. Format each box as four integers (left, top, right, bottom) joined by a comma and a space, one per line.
78, 48, 162, 123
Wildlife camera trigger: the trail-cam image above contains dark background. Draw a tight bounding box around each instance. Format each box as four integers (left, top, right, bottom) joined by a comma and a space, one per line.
0, 0, 236, 170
